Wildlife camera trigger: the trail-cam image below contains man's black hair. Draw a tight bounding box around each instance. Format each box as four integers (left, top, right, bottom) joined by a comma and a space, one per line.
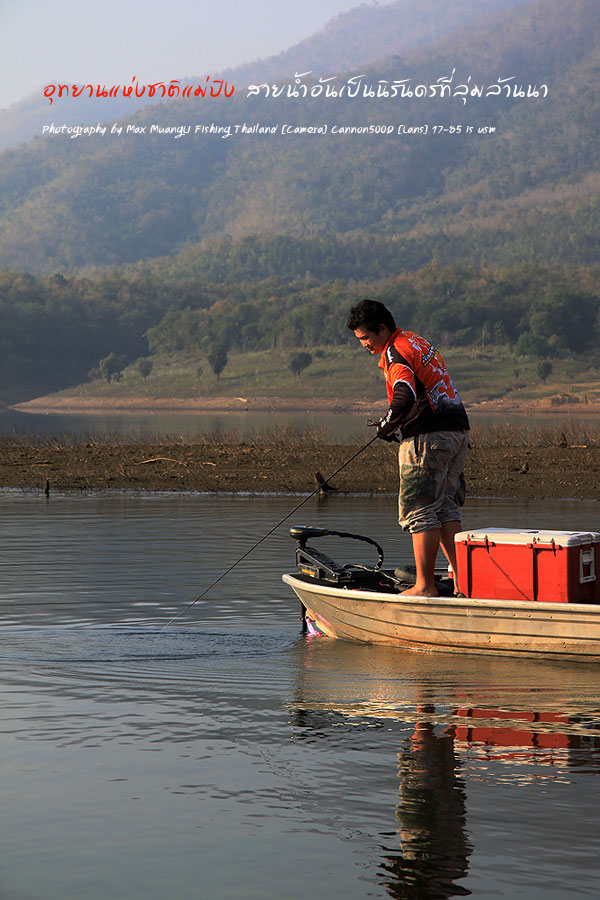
346, 299, 396, 333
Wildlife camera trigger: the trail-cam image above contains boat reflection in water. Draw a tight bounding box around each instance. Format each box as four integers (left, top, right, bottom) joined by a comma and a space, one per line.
287, 638, 600, 899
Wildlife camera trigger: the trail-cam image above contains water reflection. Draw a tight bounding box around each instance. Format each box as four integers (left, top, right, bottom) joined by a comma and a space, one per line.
0, 620, 599, 899
3, 407, 600, 444
288, 638, 600, 899
1, 491, 600, 898
382, 714, 470, 899
0, 407, 362, 442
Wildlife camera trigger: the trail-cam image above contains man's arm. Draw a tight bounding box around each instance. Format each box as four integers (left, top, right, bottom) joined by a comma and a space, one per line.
377, 381, 415, 439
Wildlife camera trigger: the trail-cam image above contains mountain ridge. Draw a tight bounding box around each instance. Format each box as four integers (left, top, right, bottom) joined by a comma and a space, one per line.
0, 0, 597, 275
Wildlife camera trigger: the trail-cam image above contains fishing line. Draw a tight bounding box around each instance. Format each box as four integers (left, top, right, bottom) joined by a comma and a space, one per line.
160, 433, 379, 630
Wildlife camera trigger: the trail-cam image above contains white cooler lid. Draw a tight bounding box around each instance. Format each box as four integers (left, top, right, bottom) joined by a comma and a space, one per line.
455, 527, 600, 546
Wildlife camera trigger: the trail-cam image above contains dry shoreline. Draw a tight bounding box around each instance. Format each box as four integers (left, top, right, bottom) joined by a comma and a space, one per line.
1, 436, 599, 500
13, 396, 366, 414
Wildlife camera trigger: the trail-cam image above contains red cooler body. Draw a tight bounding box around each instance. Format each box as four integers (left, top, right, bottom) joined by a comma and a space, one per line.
454, 528, 600, 603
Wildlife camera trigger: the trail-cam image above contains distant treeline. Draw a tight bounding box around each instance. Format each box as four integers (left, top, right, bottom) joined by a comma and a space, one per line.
2, 261, 599, 402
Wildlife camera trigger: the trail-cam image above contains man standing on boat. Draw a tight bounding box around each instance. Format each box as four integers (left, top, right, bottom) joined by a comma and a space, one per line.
347, 299, 469, 597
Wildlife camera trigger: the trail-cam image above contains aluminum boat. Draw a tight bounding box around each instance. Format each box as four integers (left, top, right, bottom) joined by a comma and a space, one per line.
282, 526, 600, 662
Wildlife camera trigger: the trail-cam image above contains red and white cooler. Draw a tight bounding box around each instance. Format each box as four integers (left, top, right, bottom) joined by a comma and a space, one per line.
454, 527, 600, 603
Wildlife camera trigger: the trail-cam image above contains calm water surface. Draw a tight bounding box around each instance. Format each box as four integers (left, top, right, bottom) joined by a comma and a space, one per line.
1, 491, 599, 899
2, 407, 598, 442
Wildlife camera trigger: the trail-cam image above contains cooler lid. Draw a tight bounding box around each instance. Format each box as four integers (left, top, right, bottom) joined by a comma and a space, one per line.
455, 527, 600, 547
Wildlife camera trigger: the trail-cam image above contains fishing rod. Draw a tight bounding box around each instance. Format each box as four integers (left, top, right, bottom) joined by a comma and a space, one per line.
160, 432, 379, 630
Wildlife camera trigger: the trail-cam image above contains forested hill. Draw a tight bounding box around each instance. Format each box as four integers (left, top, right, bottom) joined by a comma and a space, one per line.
0, 0, 598, 274
0, 0, 528, 152
218, 0, 529, 93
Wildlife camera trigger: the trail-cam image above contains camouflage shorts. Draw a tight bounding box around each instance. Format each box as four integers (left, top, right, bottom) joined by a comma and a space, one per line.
398, 430, 469, 533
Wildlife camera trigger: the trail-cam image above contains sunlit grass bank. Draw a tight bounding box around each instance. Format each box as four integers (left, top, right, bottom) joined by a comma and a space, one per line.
17, 344, 600, 411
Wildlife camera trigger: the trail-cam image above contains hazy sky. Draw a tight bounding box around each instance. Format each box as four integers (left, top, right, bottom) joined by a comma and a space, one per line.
0, 0, 371, 110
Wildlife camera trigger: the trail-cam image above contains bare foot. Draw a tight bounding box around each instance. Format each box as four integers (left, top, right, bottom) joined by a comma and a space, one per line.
398, 584, 438, 597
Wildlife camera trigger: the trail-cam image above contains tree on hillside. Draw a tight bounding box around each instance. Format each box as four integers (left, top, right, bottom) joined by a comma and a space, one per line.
514, 332, 549, 358
208, 342, 229, 380
288, 351, 312, 379
137, 358, 153, 380
98, 352, 125, 383
537, 360, 553, 382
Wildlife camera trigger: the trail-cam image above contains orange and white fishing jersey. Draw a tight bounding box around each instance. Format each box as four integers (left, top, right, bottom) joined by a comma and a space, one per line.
378, 329, 469, 439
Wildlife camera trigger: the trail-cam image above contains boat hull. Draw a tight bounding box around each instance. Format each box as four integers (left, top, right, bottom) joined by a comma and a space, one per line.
282, 573, 600, 661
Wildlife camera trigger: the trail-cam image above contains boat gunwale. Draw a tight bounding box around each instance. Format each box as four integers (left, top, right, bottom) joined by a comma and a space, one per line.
282, 572, 600, 615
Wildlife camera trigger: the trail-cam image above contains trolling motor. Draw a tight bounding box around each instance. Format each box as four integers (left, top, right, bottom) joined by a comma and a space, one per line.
289, 525, 455, 598
289, 525, 393, 588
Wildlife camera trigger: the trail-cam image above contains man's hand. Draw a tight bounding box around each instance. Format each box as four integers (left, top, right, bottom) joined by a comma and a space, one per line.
376, 424, 400, 443
366, 417, 400, 443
